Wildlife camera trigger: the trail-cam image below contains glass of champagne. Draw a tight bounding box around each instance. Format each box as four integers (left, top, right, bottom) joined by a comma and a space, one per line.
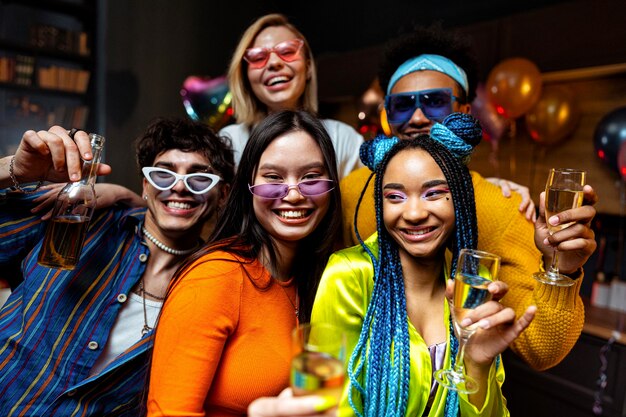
533, 168, 586, 287
290, 322, 346, 401
434, 249, 501, 394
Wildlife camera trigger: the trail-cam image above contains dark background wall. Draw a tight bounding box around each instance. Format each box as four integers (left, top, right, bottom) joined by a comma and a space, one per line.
104, 0, 626, 194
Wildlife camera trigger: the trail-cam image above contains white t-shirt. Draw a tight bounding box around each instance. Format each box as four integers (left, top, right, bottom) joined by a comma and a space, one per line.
219, 119, 364, 180
90, 292, 162, 376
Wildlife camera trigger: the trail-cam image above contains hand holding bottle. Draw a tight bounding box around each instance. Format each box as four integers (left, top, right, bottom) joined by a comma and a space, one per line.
38, 133, 105, 270
8, 126, 111, 187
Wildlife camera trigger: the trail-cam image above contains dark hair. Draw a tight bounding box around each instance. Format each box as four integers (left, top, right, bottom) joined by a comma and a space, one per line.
349, 116, 479, 415
378, 24, 478, 103
374, 138, 478, 264
174, 110, 342, 322
135, 117, 235, 184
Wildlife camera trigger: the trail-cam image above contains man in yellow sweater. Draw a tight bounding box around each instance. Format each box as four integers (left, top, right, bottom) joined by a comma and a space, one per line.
341, 26, 598, 371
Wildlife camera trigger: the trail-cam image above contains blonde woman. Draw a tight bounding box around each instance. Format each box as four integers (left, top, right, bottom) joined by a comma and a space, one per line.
220, 14, 363, 179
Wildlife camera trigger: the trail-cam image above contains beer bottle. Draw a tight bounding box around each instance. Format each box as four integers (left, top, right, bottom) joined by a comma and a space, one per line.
38, 133, 105, 270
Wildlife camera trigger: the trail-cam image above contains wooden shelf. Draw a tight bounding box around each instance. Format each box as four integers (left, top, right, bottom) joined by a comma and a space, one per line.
0, 40, 92, 65
0, 82, 87, 99
582, 298, 626, 344
1, 0, 95, 19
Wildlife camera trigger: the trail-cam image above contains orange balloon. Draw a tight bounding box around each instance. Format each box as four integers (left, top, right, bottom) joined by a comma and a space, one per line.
380, 107, 392, 136
486, 58, 542, 119
525, 86, 580, 146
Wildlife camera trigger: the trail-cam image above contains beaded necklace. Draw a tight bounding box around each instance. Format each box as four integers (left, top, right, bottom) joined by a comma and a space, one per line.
142, 227, 198, 256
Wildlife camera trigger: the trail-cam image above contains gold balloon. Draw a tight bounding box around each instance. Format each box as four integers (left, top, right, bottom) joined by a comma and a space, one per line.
525, 86, 580, 146
486, 58, 542, 119
380, 108, 392, 136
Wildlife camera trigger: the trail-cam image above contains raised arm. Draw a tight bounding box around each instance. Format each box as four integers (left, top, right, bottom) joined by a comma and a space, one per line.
1, 127, 111, 190
472, 172, 585, 370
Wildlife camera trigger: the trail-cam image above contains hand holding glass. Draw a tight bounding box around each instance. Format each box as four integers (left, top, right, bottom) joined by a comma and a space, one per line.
434, 249, 501, 394
290, 323, 346, 401
533, 168, 586, 287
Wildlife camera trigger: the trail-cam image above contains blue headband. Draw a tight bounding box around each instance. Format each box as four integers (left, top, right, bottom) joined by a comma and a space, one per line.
387, 54, 469, 96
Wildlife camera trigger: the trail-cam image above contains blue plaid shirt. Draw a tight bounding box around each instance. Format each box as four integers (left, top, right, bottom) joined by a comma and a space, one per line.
0, 188, 153, 416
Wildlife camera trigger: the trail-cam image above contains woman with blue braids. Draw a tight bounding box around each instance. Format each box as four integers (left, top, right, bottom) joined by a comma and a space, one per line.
310, 113, 536, 417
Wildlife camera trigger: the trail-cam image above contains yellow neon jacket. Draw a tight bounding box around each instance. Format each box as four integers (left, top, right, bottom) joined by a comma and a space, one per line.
312, 234, 509, 416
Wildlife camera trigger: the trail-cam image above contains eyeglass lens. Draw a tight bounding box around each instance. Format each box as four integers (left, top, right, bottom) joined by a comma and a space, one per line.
386, 89, 455, 124
249, 179, 334, 199
244, 39, 303, 68
145, 169, 217, 193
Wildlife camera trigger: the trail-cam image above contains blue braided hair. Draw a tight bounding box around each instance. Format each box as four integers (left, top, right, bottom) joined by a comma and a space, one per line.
348, 112, 481, 417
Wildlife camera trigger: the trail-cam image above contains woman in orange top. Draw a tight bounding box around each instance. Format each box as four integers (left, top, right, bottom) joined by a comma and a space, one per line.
147, 110, 342, 416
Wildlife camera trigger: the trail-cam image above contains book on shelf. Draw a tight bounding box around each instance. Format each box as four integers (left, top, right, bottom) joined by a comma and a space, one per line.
0, 55, 34, 86
14, 56, 35, 86
38, 66, 57, 89
38, 66, 90, 93
0, 56, 15, 82
46, 104, 89, 128
76, 69, 90, 93
29, 24, 90, 57
1, 96, 88, 131
5, 95, 46, 119
78, 32, 90, 57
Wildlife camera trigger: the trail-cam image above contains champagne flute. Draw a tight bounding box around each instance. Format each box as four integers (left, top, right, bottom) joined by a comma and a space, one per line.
290, 322, 346, 401
533, 168, 586, 287
434, 249, 501, 394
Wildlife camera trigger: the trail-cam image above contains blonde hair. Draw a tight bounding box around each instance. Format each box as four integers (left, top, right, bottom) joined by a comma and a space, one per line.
227, 14, 318, 126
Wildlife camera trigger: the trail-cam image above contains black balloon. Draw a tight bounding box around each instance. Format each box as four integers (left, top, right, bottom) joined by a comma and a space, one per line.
617, 141, 626, 181
593, 106, 626, 173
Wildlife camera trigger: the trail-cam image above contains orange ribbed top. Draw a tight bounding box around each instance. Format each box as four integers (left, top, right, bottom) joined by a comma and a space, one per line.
148, 252, 298, 416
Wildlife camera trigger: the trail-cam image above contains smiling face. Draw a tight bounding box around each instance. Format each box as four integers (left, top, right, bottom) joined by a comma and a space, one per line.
390, 70, 471, 140
251, 130, 331, 249
142, 149, 226, 241
382, 148, 455, 263
246, 25, 308, 113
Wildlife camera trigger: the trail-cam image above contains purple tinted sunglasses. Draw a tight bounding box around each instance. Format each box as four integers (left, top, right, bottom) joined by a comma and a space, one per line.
249, 179, 334, 199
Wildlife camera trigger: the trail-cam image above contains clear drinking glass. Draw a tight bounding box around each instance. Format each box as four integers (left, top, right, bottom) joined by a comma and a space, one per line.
290, 322, 346, 401
434, 249, 501, 394
533, 168, 586, 287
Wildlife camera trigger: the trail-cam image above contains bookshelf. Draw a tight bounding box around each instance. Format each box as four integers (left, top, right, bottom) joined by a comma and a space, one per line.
0, 0, 98, 155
